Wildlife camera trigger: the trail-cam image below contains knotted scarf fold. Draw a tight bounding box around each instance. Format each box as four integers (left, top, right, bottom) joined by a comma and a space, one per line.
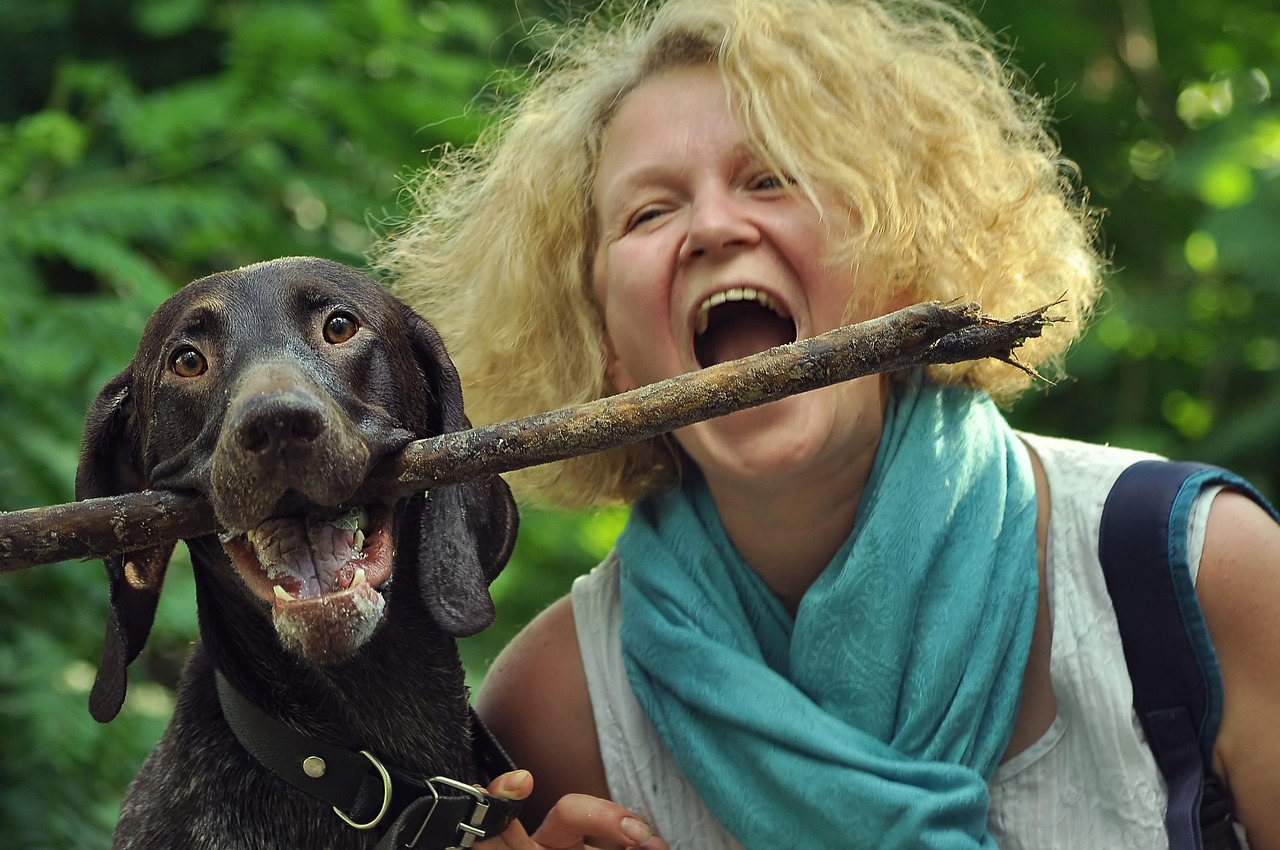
618, 376, 1038, 848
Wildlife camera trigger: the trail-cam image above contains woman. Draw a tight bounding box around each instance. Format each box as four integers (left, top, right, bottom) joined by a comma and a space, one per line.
377, 0, 1280, 847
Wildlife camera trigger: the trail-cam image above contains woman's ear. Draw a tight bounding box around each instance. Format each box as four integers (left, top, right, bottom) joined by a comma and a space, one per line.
602, 332, 638, 394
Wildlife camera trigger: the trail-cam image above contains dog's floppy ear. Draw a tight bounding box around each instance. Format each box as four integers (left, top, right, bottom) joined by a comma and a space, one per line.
417, 480, 517, 636
75, 368, 175, 723
403, 308, 518, 637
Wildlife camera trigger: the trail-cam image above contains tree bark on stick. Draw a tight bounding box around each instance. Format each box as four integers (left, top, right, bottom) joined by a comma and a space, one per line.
0, 300, 1057, 572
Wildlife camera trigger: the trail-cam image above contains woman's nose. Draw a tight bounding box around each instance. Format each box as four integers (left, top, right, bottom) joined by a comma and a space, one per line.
680, 190, 759, 261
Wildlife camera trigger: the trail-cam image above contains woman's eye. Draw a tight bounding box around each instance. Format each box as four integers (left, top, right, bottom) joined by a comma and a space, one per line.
323, 311, 360, 344
171, 346, 208, 378
752, 173, 791, 191
626, 207, 664, 232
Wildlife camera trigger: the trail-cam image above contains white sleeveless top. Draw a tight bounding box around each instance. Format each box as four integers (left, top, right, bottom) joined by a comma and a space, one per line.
571, 433, 1236, 850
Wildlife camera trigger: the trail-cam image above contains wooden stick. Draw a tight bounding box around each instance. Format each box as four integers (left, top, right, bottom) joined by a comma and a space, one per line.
0, 300, 1057, 572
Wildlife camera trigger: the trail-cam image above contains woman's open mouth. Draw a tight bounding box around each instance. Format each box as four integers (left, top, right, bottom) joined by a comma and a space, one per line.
693, 286, 797, 368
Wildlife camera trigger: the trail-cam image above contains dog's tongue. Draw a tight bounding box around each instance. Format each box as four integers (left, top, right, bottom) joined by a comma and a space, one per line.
251, 510, 362, 598
696, 302, 796, 367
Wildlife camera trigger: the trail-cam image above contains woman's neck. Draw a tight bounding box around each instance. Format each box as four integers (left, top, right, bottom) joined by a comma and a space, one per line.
702, 439, 880, 613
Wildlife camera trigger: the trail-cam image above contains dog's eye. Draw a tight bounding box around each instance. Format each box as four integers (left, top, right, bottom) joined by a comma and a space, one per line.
324, 312, 360, 344
171, 347, 208, 378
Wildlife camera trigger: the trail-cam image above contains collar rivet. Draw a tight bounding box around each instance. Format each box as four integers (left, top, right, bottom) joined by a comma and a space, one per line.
302, 756, 327, 778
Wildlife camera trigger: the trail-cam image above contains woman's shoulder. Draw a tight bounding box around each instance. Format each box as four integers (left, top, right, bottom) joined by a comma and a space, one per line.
1019, 432, 1164, 531
1018, 432, 1162, 484
479, 593, 585, 710
1197, 490, 1280, 845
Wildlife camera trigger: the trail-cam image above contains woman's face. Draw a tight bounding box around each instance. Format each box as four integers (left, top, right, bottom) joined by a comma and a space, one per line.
591, 64, 888, 489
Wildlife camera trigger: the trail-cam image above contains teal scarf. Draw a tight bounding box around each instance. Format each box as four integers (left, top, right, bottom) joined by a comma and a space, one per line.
618, 376, 1038, 848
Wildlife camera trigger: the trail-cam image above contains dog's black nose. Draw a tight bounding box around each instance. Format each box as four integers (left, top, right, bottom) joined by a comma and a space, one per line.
210, 359, 371, 528
234, 398, 327, 455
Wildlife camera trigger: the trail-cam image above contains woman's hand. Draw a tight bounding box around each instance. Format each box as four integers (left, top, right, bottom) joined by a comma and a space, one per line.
477, 770, 669, 850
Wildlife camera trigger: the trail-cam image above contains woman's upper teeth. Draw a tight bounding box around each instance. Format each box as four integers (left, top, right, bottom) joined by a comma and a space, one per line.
695, 287, 789, 334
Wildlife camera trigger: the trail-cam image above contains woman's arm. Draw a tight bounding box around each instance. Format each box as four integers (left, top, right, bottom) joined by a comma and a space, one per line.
1198, 491, 1280, 850
477, 595, 662, 849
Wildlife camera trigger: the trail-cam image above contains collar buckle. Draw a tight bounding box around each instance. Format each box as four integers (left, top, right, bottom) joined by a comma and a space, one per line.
406, 776, 492, 849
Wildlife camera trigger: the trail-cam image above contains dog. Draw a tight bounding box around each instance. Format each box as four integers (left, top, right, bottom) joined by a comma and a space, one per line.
76, 257, 520, 849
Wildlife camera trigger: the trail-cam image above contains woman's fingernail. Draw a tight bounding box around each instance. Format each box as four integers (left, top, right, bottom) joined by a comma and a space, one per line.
621, 816, 653, 842
500, 770, 530, 794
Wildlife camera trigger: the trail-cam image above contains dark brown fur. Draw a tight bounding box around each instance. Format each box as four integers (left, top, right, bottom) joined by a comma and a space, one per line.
76, 257, 517, 849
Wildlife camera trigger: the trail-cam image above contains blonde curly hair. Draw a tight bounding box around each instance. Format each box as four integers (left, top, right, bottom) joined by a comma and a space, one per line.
375, 0, 1103, 509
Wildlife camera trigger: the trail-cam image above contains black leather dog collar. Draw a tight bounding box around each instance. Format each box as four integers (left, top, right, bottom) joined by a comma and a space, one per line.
215, 672, 521, 848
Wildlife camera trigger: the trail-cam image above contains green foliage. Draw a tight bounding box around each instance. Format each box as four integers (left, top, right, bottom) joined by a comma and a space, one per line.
0, 0, 1277, 846
981, 0, 1280, 497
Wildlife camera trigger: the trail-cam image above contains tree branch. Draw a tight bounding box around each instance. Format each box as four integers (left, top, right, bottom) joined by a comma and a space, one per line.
0, 299, 1059, 572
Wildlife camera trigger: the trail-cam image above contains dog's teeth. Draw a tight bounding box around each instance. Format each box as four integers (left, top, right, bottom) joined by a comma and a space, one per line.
357, 508, 369, 531
350, 568, 366, 588
273, 585, 296, 602
353, 529, 365, 551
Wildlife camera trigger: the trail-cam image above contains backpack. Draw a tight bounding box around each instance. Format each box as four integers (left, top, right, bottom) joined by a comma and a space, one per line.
1098, 460, 1279, 850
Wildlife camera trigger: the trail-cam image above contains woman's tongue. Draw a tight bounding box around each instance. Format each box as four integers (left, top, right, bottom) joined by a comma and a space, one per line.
695, 302, 796, 368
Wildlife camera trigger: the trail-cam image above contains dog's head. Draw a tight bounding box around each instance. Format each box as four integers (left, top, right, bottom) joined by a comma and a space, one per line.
76, 257, 517, 722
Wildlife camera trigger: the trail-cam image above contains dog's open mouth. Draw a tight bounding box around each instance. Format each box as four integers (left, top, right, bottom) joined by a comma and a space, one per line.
221, 505, 394, 662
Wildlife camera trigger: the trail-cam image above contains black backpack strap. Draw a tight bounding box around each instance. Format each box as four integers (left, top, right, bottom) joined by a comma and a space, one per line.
1098, 459, 1275, 850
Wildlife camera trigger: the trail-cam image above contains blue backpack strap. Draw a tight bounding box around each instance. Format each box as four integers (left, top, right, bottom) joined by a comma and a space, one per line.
1098, 460, 1271, 850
